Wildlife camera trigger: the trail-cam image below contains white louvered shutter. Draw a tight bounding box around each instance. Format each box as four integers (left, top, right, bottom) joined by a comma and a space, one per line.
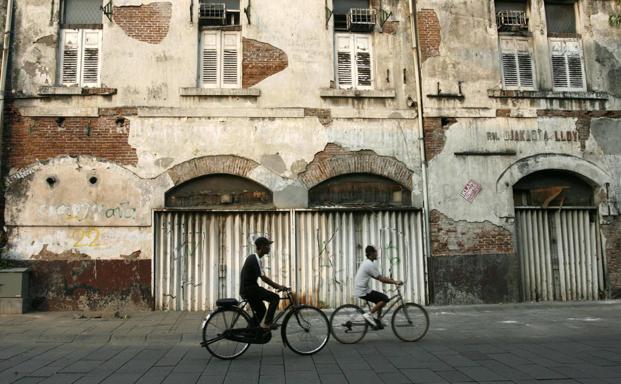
61, 30, 80, 85
202, 31, 220, 87
500, 37, 534, 90
221, 32, 240, 88
355, 35, 372, 89
550, 39, 586, 91
335, 34, 353, 89
81, 30, 101, 87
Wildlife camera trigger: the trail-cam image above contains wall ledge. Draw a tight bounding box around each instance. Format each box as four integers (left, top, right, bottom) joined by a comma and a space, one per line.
319, 88, 396, 99
487, 89, 609, 100
179, 88, 261, 97
38, 86, 117, 96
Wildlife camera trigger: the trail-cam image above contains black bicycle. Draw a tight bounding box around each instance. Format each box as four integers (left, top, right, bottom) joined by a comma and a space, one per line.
330, 284, 429, 344
201, 288, 330, 359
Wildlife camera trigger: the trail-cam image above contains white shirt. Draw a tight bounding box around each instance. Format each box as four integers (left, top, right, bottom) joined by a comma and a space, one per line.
354, 259, 381, 297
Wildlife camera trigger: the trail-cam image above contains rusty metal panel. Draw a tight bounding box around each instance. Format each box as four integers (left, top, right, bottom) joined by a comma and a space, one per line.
295, 210, 425, 308
154, 211, 291, 311
516, 208, 604, 302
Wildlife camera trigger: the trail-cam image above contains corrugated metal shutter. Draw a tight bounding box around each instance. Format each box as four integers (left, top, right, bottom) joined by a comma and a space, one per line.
154, 211, 291, 311
154, 209, 427, 311
295, 210, 426, 308
516, 208, 604, 302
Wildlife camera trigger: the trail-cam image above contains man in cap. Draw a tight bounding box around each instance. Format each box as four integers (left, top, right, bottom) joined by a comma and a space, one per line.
239, 236, 287, 329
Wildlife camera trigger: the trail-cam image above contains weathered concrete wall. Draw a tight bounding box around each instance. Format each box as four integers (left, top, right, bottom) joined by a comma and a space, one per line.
417, 0, 621, 303
3, 0, 423, 309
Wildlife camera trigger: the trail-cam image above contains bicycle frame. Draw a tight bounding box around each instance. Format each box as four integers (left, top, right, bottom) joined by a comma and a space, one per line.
363, 286, 406, 321
202, 289, 299, 345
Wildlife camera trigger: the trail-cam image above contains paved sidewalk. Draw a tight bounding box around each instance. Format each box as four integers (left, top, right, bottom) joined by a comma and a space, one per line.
1, 301, 621, 383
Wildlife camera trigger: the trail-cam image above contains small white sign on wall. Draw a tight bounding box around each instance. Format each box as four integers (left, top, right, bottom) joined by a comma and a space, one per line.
460, 180, 482, 203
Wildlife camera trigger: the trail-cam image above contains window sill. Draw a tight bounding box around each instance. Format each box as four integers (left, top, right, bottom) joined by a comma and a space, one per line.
319, 88, 396, 99
38, 86, 117, 96
199, 25, 242, 31
179, 88, 261, 97
487, 89, 608, 100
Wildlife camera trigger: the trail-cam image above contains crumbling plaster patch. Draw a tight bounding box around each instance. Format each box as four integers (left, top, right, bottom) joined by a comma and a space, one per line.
128, 117, 421, 181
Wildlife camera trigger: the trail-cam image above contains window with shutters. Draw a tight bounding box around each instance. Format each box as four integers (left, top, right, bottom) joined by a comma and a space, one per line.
335, 33, 373, 90
499, 36, 535, 90
59, 0, 102, 87
59, 29, 102, 87
549, 38, 586, 91
544, 1, 586, 91
201, 31, 241, 88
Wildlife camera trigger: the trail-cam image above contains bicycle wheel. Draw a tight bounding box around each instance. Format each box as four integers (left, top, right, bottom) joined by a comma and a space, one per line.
281, 305, 330, 355
202, 308, 251, 360
329, 304, 368, 344
391, 303, 429, 342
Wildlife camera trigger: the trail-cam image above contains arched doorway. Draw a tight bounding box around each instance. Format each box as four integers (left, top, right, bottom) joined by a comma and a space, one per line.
154, 174, 291, 311
296, 173, 426, 307
513, 170, 605, 301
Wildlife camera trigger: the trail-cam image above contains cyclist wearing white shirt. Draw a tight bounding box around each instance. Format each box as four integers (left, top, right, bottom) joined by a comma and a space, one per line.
354, 245, 403, 327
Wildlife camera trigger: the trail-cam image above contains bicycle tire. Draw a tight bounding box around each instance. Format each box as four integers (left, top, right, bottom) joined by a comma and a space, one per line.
202, 307, 252, 360
281, 305, 330, 355
329, 304, 368, 344
391, 302, 429, 342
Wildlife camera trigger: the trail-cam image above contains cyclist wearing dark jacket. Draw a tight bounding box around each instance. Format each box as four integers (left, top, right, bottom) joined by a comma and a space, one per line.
240, 237, 286, 329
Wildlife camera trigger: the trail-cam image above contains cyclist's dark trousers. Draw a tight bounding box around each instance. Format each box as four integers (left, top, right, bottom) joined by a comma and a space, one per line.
242, 286, 279, 326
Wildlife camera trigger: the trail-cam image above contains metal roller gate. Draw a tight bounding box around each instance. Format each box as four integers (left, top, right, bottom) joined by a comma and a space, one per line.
516, 208, 606, 301
154, 211, 292, 311
295, 210, 426, 308
154, 209, 426, 311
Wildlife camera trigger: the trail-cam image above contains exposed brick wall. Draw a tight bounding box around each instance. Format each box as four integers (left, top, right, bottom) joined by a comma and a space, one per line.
5, 107, 138, 170
417, 9, 441, 63
430, 209, 514, 256
382, 21, 399, 35
423, 117, 456, 161
24, 260, 152, 311
242, 38, 288, 88
166, 155, 259, 186
299, 143, 413, 190
113, 2, 172, 44
602, 216, 621, 299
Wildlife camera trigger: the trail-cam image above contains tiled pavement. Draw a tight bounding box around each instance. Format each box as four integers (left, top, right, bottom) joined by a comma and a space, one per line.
1, 301, 621, 383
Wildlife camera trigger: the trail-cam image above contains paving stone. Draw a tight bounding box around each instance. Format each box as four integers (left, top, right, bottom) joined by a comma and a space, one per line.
401, 368, 449, 383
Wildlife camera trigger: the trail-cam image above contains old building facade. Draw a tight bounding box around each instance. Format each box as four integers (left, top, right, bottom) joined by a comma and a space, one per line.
0, 0, 619, 311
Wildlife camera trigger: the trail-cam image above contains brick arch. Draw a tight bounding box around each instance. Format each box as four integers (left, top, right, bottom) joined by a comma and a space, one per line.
165, 155, 261, 187
298, 144, 413, 189
495, 153, 612, 218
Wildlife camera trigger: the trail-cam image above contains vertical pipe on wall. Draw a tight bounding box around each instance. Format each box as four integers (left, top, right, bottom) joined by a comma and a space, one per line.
407, 0, 431, 305
0, 0, 14, 209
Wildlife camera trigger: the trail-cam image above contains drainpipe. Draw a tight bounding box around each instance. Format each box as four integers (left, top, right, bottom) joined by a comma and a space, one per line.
0, 0, 14, 188
407, 0, 432, 305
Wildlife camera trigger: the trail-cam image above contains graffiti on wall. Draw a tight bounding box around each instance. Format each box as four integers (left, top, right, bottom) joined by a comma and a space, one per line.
38, 201, 138, 222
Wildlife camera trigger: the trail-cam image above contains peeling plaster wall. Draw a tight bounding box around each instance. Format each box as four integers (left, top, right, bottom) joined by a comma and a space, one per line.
4, 1, 423, 309
417, 0, 621, 303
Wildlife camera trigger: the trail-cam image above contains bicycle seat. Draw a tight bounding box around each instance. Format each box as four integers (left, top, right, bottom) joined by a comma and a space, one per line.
216, 298, 239, 308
